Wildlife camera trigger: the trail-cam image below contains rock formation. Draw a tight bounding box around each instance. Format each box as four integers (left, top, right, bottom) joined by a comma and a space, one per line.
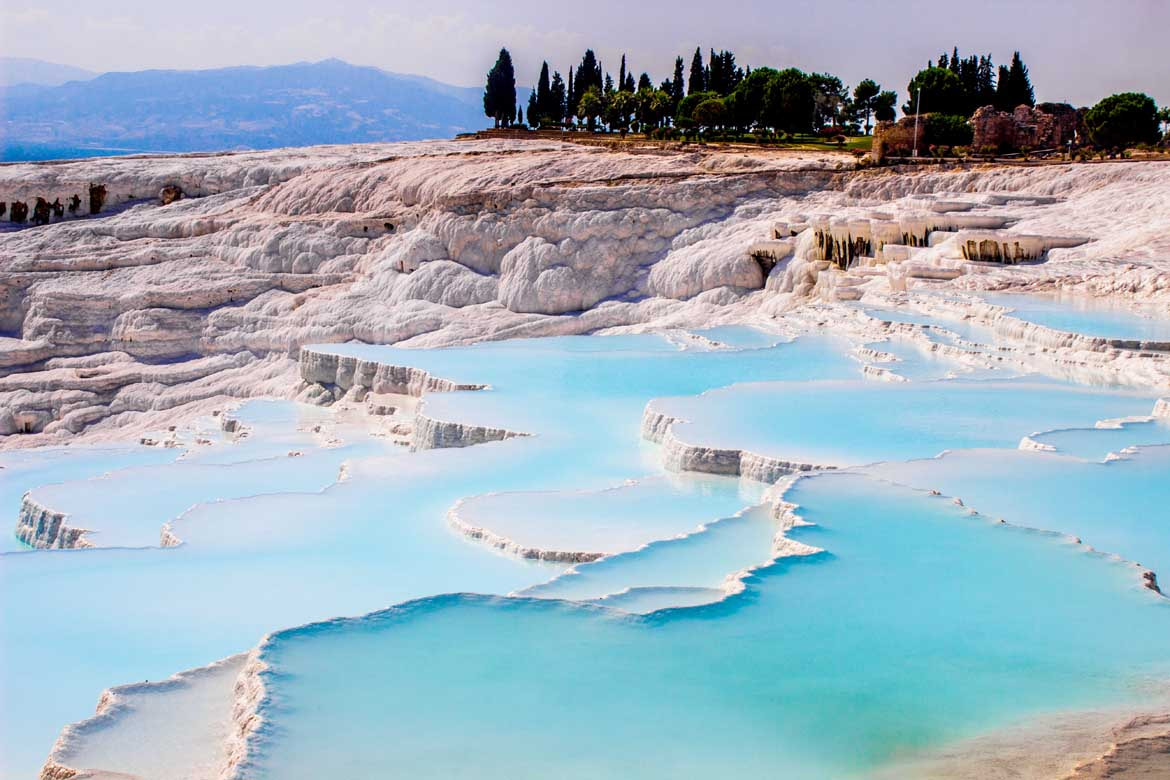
2, 140, 1170, 447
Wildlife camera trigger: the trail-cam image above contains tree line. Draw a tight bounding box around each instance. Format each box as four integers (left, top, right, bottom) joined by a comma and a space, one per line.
485, 44, 1168, 150
485, 46, 895, 138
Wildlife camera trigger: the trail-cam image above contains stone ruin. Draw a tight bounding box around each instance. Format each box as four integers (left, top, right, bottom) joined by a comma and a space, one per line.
971, 103, 1081, 153
873, 103, 1083, 159
872, 118, 923, 159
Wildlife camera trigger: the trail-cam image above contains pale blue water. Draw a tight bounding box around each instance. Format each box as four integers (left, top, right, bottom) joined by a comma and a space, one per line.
1033, 419, 1170, 460
978, 291, 1170, 342
0, 332, 862, 777
27, 442, 390, 549
862, 336, 1007, 381
520, 505, 778, 602
455, 476, 765, 556
860, 305, 998, 345
252, 473, 1170, 780
3, 325, 1170, 778
690, 325, 789, 349
864, 444, 1170, 587
656, 380, 1154, 467
0, 446, 180, 552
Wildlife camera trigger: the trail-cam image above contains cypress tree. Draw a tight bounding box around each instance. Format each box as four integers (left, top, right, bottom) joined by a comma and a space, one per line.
517, 106, 523, 126
995, 64, 1012, 110
671, 56, 685, 108
619, 55, 627, 93
527, 92, 538, 128
483, 48, 517, 127
709, 49, 722, 94
550, 71, 567, 125
977, 55, 996, 107
536, 62, 552, 123
688, 47, 705, 95
577, 49, 603, 97
1007, 51, 1035, 107
567, 67, 575, 121
949, 46, 961, 76
994, 52, 1034, 110
638, 72, 652, 92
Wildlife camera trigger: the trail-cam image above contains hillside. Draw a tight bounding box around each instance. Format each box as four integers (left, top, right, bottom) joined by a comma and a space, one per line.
0, 57, 96, 87
0, 59, 504, 160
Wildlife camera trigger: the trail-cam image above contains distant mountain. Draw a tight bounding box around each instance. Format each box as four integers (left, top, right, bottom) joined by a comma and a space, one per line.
1, 59, 516, 161
0, 57, 97, 87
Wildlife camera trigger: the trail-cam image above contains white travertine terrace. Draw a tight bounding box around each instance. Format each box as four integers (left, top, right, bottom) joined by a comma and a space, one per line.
15, 493, 91, 549
8, 141, 1170, 780
41, 653, 249, 780
5, 140, 1169, 447
641, 403, 831, 482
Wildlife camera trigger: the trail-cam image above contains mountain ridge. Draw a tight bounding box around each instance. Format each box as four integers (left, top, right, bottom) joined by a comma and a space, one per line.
0, 57, 97, 87
1, 59, 516, 161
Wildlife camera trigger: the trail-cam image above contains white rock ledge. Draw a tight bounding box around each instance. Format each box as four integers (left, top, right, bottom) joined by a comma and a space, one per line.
642, 404, 831, 483
298, 346, 487, 401
16, 493, 93, 549
298, 347, 532, 450
40, 652, 250, 780
410, 411, 529, 451
446, 499, 605, 563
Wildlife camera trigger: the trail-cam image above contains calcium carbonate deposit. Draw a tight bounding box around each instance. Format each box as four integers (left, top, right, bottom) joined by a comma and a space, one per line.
4, 139, 1170, 780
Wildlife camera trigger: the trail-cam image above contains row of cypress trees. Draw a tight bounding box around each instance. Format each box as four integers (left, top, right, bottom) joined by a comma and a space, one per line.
485, 46, 1051, 135
487, 46, 895, 134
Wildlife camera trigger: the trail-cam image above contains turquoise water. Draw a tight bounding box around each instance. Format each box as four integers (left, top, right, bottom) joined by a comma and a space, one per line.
864, 444, 1170, 587
690, 325, 790, 349
520, 505, 778, 603
656, 380, 1154, 467
978, 291, 1170, 341
0, 333, 863, 777
862, 336, 1007, 380
252, 473, 1170, 780
4, 323, 1170, 778
0, 446, 180, 552
27, 442, 389, 548
860, 305, 998, 345
454, 476, 765, 557
1033, 419, 1170, 459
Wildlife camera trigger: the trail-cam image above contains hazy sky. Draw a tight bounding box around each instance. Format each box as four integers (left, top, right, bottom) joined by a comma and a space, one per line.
3, 0, 1167, 106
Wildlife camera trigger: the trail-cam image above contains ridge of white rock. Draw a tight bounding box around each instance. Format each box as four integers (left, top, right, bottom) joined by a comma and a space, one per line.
15, 493, 93, 549
5, 143, 1170, 447
446, 498, 606, 564
642, 403, 832, 483
410, 410, 528, 451
294, 346, 531, 450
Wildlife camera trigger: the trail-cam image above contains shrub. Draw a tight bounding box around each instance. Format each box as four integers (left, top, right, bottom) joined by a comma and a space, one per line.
925, 114, 974, 146
1085, 93, 1160, 150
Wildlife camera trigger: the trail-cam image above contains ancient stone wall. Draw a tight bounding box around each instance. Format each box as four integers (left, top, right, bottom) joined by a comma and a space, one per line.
972, 103, 1081, 152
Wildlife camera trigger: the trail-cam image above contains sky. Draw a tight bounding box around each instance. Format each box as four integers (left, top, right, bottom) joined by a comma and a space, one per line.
2, 0, 1167, 107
